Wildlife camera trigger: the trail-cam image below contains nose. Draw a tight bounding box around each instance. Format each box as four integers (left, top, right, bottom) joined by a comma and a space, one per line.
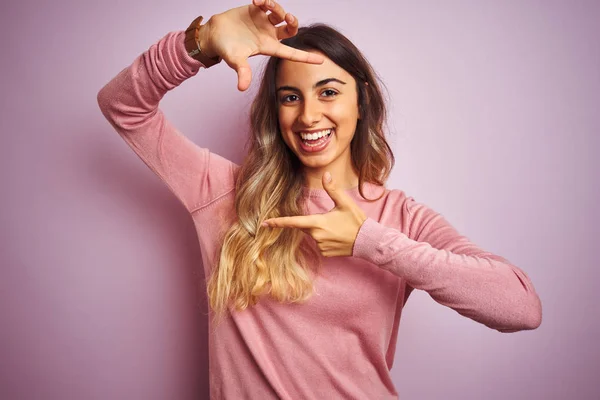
297, 97, 322, 127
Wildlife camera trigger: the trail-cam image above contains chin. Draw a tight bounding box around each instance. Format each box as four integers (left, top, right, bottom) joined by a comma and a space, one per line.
298, 153, 337, 169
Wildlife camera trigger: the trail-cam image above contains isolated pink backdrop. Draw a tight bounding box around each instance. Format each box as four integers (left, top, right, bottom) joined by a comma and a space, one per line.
1, 0, 598, 399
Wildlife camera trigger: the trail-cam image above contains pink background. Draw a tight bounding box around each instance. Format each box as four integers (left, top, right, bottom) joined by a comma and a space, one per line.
2, 0, 598, 399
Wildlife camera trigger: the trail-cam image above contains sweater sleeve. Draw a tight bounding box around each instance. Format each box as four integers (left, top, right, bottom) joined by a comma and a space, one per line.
352, 196, 542, 333
96, 30, 238, 214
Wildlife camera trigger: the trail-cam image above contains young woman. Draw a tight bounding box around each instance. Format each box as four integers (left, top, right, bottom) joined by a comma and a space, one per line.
97, 1, 542, 398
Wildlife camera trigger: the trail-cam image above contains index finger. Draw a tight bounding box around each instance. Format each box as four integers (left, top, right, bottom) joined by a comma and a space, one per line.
265, 41, 325, 64
263, 215, 318, 229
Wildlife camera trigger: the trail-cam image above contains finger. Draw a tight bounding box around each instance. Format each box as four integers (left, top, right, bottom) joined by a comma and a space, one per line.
252, 0, 269, 12
254, 0, 292, 30
252, 0, 280, 21
237, 64, 252, 91
264, 216, 317, 229
266, 0, 287, 25
264, 42, 325, 64
226, 57, 253, 91
275, 13, 298, 39
322, 171, 350, 208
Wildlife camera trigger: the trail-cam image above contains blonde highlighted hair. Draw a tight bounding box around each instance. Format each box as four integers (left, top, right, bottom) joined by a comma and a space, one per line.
207, 24, 395, 325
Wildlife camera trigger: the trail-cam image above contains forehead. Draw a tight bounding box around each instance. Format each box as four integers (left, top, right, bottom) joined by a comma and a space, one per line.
275, 51, 354, 87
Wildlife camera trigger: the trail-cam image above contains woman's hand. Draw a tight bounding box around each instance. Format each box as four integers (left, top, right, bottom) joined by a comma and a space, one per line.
261, 172, 369, 258
199, 0, 325, 91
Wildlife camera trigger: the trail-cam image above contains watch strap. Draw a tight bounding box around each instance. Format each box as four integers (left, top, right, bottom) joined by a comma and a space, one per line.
184, 16, 222, 68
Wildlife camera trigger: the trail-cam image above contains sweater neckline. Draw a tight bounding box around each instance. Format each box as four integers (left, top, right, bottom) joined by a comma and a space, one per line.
301, 181, 385, 198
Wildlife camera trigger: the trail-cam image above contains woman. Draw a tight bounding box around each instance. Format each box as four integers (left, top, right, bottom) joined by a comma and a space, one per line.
97, 0, 542, 398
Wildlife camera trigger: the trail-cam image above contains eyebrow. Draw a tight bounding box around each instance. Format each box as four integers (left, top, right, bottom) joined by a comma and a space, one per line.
276, 78, 347, 93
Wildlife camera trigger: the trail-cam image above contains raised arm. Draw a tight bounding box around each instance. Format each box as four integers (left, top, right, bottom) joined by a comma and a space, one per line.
353, 196, 542, 333
96, 1, 325, 213
96, 30, 238, 213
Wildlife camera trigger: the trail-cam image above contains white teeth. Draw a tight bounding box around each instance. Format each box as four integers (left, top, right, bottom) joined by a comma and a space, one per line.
300, 128, 332, 140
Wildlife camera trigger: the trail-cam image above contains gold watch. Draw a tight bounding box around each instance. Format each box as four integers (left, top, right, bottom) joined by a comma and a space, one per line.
184, 16, 222, 68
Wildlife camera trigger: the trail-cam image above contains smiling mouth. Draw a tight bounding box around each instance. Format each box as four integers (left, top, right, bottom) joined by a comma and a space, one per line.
296, 128, 334, 151
297, 128, 334, 141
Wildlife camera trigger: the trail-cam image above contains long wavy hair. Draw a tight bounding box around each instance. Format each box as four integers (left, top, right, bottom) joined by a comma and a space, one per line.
207, 23, 395, 325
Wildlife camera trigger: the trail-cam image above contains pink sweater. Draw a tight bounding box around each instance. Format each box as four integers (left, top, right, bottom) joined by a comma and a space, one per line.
97, 30, 542, 399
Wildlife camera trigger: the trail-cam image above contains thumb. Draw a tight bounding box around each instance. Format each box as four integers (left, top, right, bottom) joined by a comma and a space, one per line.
226, 58, 252, 91
322, 171, 346, 207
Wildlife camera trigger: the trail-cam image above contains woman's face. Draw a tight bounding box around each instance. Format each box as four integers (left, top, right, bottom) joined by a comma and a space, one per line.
275, 51, 360, 172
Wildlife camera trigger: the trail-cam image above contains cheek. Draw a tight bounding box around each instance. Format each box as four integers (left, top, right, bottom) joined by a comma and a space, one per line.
332, 98, 358, 119
278, 108, 293, 127
278, 110, 295, 138
330, 103, 358, 134
276, 111, 294, 147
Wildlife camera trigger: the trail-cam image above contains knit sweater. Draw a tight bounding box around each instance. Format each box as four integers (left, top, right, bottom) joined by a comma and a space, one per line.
96, 30, 542, 400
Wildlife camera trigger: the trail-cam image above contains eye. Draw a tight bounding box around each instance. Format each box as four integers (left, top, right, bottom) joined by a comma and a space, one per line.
279, 89, 339, 104
280, 94, 299, 104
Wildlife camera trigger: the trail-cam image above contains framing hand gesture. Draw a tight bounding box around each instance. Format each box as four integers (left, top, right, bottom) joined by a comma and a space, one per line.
262, 173, 368, 257
203, 0, 325, 91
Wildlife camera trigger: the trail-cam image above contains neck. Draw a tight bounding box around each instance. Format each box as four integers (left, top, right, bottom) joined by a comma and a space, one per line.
302, 164, 359, 190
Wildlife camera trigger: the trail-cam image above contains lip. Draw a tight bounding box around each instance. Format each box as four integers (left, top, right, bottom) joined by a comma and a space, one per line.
297, 128, 334, 153
295, 127, 334, 134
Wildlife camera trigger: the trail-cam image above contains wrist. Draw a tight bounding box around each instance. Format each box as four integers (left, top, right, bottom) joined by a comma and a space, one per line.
197, 20, 218, 59
184, 16, 221, 67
